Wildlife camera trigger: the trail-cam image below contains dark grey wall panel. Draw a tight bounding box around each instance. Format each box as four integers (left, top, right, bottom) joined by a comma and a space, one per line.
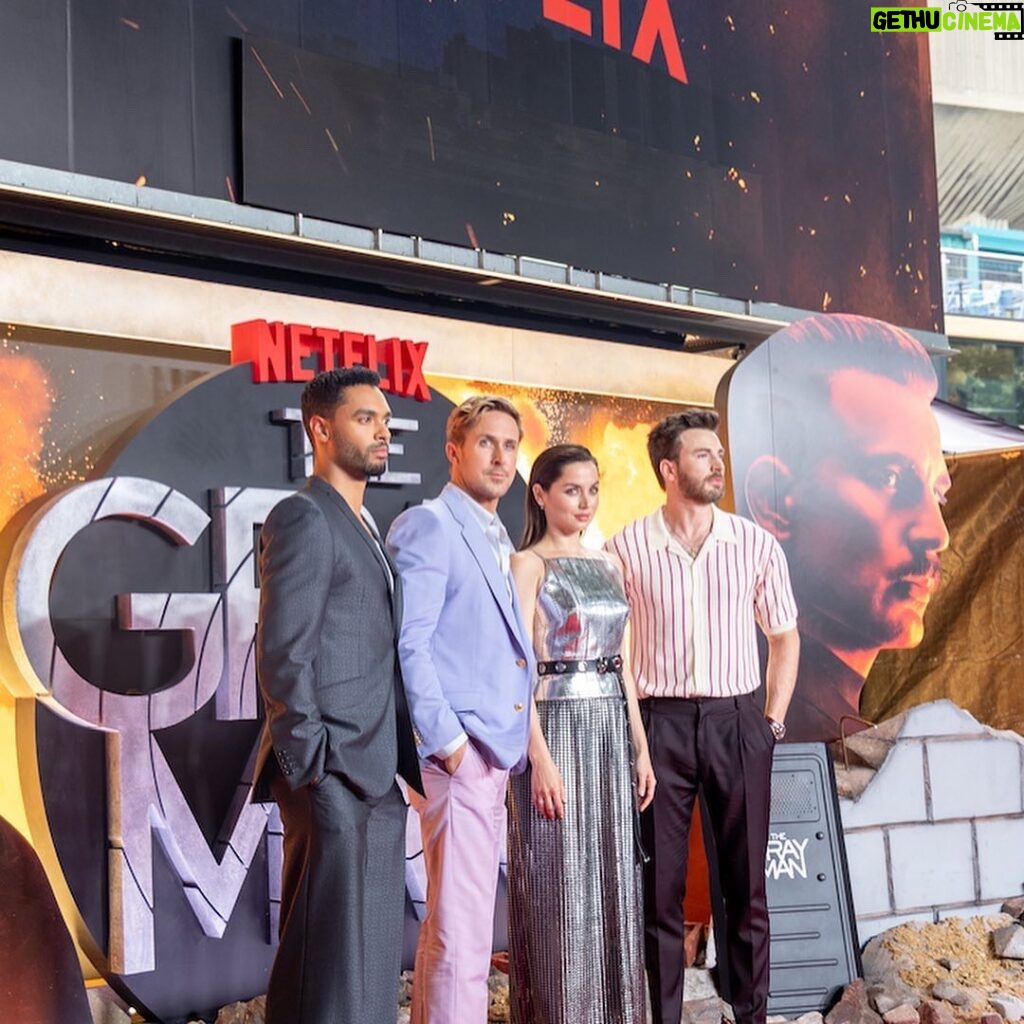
70, 0, 195, 190
0, 0, 70, 168
191, 1, 302, 201
300, 1, 399, 68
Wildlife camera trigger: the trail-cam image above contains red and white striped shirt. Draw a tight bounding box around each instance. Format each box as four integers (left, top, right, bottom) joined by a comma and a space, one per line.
606, 507, 797, 699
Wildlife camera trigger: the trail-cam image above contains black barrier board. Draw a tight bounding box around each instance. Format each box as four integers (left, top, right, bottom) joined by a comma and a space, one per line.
706, 742, 860, 1016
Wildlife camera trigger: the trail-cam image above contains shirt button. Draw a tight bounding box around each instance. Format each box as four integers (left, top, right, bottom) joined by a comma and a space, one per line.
515, 658, 527, 668
514, 702, 525, 712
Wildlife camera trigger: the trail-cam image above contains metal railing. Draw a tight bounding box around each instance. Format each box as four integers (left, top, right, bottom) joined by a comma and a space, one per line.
942, 245, 1024, 319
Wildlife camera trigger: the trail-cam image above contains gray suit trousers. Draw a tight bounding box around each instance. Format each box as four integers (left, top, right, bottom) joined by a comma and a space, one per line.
267, 773, 407, 1024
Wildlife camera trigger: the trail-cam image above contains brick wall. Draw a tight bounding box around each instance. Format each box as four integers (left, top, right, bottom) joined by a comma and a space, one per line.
838, 700, 1024, 943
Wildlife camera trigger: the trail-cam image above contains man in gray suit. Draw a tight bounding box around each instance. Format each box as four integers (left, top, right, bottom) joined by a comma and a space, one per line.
254, 366, 421, 1024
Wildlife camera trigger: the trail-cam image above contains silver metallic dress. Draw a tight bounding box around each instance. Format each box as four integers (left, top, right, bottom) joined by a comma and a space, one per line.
508, 556, 645, 1024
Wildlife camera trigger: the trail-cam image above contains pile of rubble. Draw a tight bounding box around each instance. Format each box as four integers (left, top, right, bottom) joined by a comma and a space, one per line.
853, 899, 1024, 1024
206, 967, 510, 1024
200, 900, 1024, 1024
659, 900, 1024, 1024
395, 965, 511, 1023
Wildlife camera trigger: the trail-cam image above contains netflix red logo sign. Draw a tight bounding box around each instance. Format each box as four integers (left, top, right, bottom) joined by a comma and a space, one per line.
231, 319, 431, 401
542, 0, 688, 83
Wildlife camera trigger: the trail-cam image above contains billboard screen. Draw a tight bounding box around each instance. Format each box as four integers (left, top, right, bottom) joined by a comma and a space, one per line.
243, 2, 941, 330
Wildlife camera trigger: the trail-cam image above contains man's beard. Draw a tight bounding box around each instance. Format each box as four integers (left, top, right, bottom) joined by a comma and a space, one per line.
678, 473, 724, 504
335, 440, 387, 479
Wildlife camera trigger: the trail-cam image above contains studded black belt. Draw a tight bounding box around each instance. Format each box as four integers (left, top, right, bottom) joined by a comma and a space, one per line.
537, 655, 623, 676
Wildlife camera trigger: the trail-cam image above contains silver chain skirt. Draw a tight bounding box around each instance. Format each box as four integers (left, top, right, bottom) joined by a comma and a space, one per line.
507, 695, 645, 1024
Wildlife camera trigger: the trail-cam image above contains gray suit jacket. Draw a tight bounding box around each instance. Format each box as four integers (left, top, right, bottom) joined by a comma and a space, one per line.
253, 475, 420, 801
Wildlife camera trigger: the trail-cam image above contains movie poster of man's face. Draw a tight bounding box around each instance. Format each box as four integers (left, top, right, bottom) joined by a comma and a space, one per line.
717, 314, 951, 743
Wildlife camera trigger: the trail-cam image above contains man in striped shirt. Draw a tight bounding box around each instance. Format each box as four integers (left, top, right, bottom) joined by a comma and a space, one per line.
606, 408, 799, 1024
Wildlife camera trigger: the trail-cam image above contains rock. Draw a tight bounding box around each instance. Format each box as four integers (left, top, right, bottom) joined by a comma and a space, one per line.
986, 913, 1017, 929
684, 966, 720, 1002
795, 1013, 825, 1024
990, 993, 1024, 1022
930, 979, 971, 1006
869, 989, 898, 1016
767, 1016, 789, 1023
917, 1001, 955, 1024
683, 995, 729, 1024
398, 970, 413, 1006
961, 988, 992, 1010
992, 922, 1024, 959
214, 996, 266, 1024
705, 923, 718, 970
936, 957, 960, 972
882, 1004, 920, 1024
841, 731, 898, 771
977, 1014, 1003, 1024
862, 936, 920, 1014
397, 1008, 411, 1024
1000, 896, 1024, 921
862, 934, 912, 983
834, 764, 878, 801
487, 967, 509, 1022
826, 979, 883, 1024
871, 987, 920, 1017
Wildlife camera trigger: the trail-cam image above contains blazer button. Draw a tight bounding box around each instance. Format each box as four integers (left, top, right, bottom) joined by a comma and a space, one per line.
515, 658, 527, 668
514, 702, 525, 712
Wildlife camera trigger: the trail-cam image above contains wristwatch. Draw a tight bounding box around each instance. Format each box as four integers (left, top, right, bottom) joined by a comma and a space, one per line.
766, 717, 786, 741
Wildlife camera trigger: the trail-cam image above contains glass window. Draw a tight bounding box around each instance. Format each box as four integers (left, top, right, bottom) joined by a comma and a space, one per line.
944, 337, 1024, 427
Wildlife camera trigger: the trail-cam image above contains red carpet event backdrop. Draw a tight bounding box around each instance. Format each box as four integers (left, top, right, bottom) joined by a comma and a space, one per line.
0, 332, 684, 1020
1, 318, 1015, 1019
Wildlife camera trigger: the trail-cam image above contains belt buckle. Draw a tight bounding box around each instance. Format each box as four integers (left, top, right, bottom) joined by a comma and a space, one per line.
555, 661, 566, 673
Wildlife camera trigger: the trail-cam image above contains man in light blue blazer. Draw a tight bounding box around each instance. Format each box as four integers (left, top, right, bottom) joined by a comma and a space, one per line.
387, 395, 534, 1024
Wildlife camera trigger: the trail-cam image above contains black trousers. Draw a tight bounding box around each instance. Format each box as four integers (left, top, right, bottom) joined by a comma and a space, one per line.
640, 695, 775, 1024
267, 772, 406, 1024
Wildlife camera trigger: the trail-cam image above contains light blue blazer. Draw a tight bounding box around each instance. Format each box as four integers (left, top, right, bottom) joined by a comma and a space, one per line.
386, 487, 535, 772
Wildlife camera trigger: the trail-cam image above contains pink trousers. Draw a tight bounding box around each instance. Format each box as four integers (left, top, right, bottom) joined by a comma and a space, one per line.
410, 742, 509, 1024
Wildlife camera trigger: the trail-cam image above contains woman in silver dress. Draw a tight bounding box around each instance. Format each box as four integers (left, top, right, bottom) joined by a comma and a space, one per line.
507, 444, 656, 1024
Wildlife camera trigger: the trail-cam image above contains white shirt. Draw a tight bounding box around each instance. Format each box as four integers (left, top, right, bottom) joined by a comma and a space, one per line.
443, 482, 514, 594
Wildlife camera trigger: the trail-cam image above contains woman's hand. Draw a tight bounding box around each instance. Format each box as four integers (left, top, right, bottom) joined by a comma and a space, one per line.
531, 754, 566, 820
635, 749, 656, 812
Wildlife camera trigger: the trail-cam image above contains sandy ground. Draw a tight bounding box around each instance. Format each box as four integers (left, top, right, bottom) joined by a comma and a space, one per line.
883, 915, 1024, 1017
